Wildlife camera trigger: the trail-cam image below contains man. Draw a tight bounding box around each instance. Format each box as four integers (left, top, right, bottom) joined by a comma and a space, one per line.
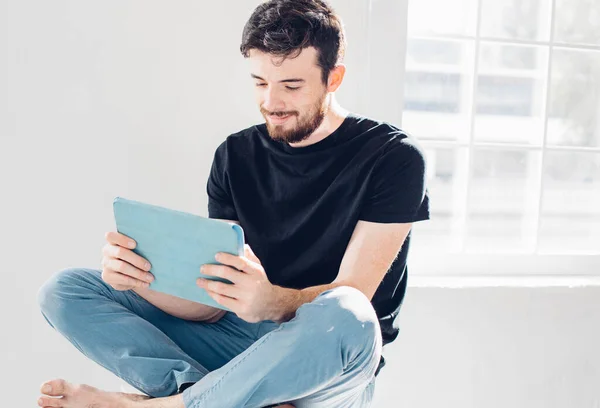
36, 1, 430, 407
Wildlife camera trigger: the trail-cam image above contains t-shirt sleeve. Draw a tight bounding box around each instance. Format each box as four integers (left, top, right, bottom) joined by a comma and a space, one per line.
358, 136, 430, 223
206, 143, 238, 221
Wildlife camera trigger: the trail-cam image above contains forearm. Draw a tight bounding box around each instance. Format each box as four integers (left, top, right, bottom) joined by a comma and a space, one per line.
270, 282, 348, 324
132, 286, 226, 322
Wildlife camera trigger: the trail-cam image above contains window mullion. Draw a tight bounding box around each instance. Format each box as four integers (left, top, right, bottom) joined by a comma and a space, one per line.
534, 0, 558, 254
459, 0, 484, 253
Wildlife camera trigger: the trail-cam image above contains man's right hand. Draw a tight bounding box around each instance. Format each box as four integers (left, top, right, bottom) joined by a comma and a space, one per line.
101, 231, 155, 291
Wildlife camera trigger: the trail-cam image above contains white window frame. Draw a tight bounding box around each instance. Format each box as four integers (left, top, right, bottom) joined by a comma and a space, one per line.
365, 0, 600, 278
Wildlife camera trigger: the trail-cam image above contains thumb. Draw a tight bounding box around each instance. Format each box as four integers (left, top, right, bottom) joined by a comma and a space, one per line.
244, 244, 260, 264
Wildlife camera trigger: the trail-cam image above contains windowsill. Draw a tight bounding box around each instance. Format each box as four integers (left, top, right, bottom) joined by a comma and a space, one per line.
406, 253, 600, 285
409, 275, 600, 288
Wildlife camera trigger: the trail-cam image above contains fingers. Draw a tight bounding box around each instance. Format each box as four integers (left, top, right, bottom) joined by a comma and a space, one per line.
205, 287, 237, 311
103, 258, 154, 286
202, 263, 244, 284
102, 242, 151, 273
217, 251, 257, 273
102, 231, 153, 291
101, 265, 150, 290
114, 271, 151, 289
199, 278, 241, 298
105, 231, 136, 249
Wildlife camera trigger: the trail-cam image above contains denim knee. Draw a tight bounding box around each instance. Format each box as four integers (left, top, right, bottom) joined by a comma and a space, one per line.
297, 285, 381, 357
37, 267, 92, 318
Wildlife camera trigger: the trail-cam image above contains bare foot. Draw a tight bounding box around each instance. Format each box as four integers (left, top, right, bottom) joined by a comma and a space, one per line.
37, 378, 151, 408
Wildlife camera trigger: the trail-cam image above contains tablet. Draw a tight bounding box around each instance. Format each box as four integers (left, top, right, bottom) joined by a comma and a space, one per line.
112, 196, 244, 311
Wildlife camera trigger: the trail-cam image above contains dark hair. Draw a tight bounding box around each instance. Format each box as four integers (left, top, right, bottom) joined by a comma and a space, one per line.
240, 0, 346, 85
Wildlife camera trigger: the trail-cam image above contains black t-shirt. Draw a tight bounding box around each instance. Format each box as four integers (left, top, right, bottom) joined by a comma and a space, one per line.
207, 112, 430, 349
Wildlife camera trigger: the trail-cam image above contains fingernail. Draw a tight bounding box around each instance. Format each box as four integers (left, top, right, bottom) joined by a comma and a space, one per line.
129, 241, 135, 248
42, 384, 51, 393
146, 274, 154, 282
145, 262, 151, 270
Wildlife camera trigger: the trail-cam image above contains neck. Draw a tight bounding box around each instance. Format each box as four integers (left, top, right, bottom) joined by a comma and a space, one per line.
287, 96, 349, 148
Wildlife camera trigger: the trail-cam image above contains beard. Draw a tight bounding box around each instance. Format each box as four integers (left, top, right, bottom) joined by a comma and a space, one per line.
261, 91, 329, 144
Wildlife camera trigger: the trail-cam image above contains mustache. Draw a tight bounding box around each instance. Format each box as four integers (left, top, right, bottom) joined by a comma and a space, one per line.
261, 109, 298, 117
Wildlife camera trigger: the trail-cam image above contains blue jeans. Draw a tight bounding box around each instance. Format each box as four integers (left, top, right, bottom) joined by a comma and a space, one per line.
37, 267, 381, 407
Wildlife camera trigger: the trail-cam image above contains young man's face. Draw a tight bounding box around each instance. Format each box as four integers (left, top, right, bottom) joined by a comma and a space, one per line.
248, 46, 330, 144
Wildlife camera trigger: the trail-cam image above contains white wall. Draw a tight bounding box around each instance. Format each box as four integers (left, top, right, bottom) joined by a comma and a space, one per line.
2, 1, 599, 407
373, 286, 600, 408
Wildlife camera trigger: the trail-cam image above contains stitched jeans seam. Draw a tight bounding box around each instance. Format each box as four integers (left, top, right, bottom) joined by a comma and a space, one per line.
191, 323, 287, 407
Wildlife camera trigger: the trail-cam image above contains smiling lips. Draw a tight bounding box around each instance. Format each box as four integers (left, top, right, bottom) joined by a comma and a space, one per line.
269, 114, 292, 124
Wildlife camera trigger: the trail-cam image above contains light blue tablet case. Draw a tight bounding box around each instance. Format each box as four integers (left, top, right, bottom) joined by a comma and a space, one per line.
113, 196, 244, 312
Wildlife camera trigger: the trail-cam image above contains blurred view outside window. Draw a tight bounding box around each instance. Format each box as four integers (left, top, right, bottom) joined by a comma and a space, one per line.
404, 0, 600, 255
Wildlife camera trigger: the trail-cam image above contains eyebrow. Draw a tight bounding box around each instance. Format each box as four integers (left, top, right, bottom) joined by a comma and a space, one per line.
251, 74, 305, 83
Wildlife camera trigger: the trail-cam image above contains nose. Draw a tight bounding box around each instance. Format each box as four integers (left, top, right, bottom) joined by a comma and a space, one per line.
261, 86, 285, 114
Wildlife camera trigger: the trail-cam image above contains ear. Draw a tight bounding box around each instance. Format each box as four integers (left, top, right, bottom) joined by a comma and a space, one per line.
327, 64, 346, 93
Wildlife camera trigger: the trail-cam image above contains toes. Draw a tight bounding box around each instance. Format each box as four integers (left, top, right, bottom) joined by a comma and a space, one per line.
37, 395, 63, 407
40, 379, 70, 396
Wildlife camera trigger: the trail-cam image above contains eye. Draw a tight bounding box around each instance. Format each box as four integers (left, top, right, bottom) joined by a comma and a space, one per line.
286, 86, 300, 91
255, 83, 267, 87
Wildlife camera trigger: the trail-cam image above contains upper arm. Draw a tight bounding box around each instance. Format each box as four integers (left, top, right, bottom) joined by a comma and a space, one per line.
207, 142, 238, 220
335, 137, 429, 300
335, 220, 412, 301
358, 136, 429, 224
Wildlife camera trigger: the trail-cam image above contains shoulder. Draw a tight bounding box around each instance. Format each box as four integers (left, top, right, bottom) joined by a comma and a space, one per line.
352, 114, 426, 164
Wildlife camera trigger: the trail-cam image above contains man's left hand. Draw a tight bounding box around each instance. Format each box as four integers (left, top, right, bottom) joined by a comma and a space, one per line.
197, 244, 278, 323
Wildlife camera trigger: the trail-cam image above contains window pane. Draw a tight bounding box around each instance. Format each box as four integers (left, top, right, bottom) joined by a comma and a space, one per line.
538, 152, 600, 253
474, 43, 548, 145
465, 149, 541, 252
407, 0, 478, 36
480, 0, 552, 41
403, 39, 475, 142
548, 49, 600, 148
411, 147, 467, 253
554, 0, 600, 46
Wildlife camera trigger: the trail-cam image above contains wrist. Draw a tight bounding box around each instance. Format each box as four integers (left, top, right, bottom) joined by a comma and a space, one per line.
269, 285, 299, 324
